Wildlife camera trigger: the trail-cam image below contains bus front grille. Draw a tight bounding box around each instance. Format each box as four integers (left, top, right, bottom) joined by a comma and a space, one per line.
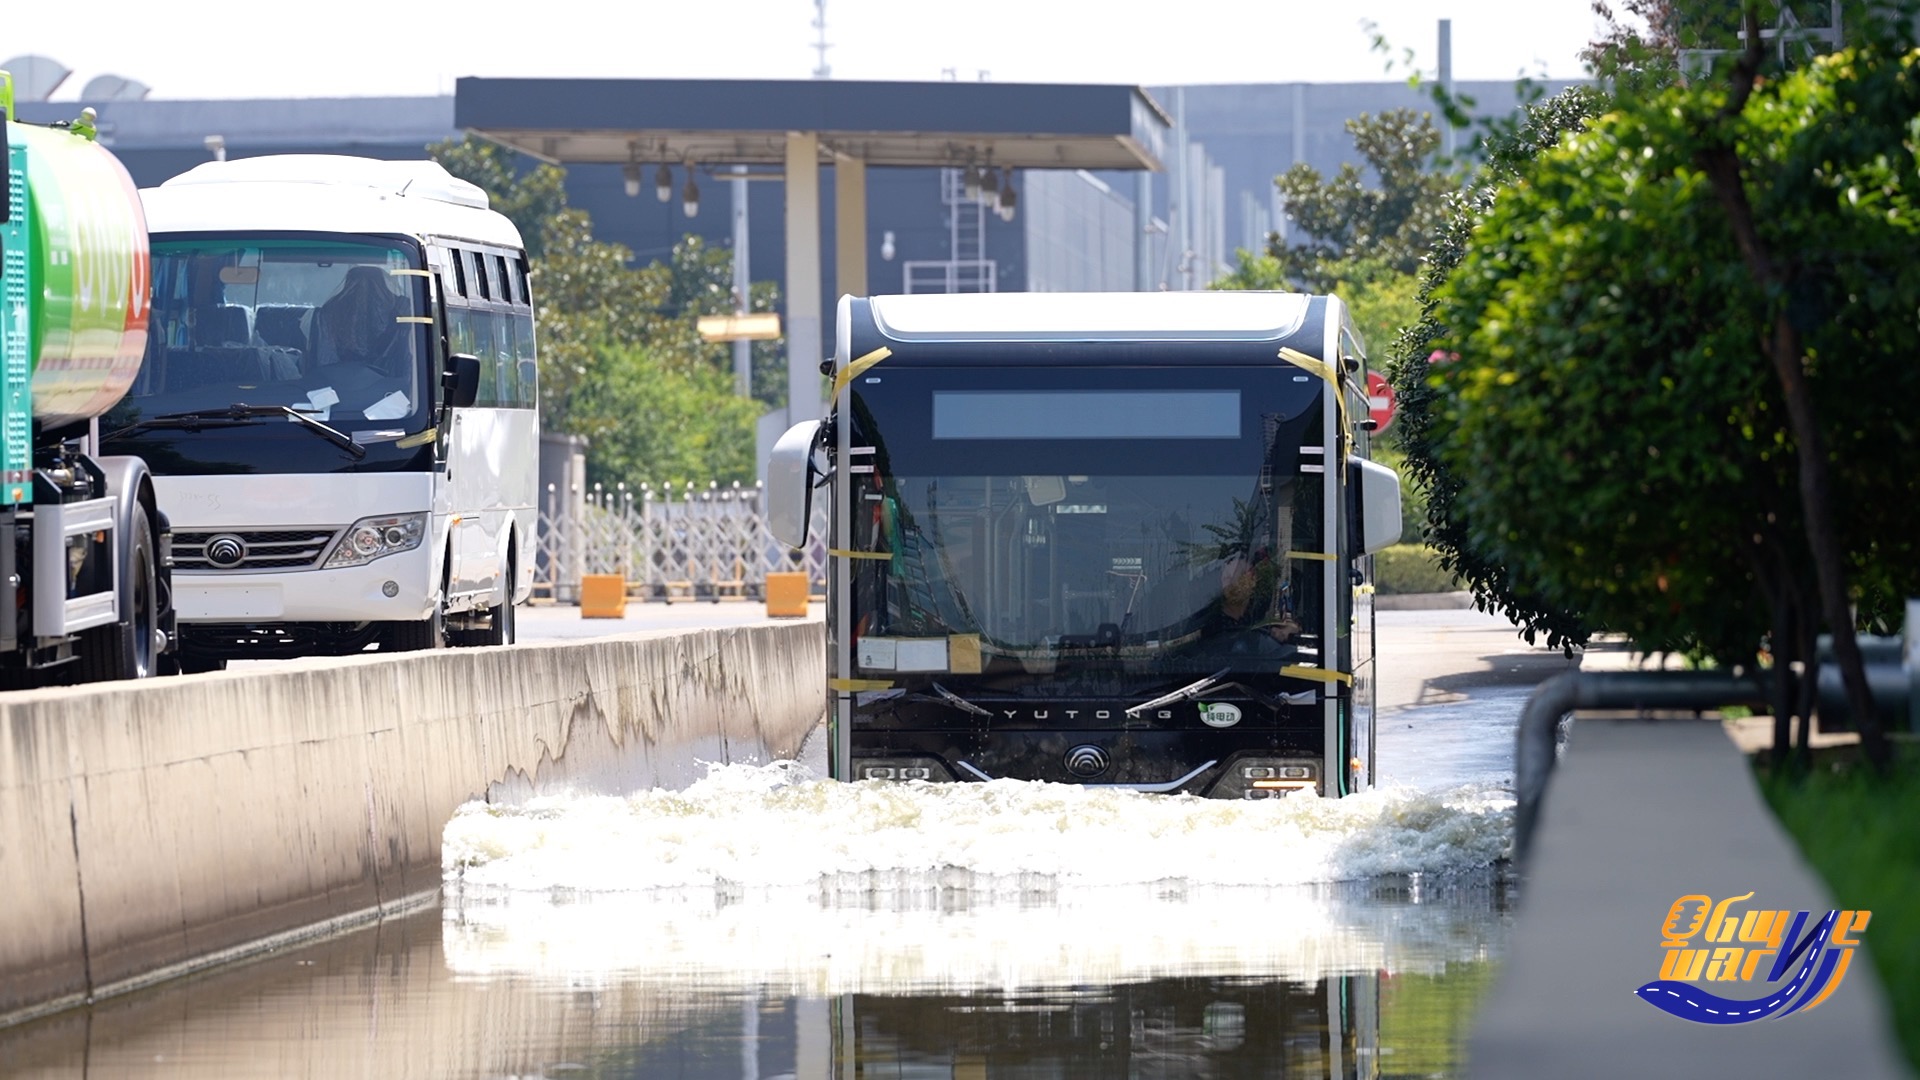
174, 529, 340, 572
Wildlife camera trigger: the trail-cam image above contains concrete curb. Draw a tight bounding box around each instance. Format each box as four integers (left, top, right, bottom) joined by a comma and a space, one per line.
1470, 718, 1910, 1078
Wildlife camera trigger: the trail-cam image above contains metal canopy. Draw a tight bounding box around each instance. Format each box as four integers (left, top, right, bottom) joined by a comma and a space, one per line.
455, 78, 1170, 171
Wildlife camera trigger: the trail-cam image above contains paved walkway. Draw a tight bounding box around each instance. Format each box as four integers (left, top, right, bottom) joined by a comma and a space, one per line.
1468, 712, 1910, 1077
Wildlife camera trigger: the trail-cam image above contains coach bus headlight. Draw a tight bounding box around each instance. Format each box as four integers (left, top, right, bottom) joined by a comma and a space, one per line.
323, 513, 428, 569
855, 757, 954, 783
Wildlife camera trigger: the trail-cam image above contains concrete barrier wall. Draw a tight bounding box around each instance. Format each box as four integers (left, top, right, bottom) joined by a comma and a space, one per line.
0, 620, 825, 1026
3, 907, 821, 1080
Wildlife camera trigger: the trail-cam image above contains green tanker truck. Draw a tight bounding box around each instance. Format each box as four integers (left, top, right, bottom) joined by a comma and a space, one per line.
0, 72, 174, 684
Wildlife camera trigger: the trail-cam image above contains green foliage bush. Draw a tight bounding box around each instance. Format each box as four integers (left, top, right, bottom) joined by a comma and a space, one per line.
1372, 544, 1461, 596
1425, 51, 1920, 667
1384, 88, 1604, 653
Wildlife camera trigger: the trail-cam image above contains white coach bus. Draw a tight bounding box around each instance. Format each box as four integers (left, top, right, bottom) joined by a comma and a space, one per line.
113, 156, 537, 669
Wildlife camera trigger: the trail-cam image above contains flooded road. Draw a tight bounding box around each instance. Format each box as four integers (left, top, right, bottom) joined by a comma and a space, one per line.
0, 606, 1574, 1079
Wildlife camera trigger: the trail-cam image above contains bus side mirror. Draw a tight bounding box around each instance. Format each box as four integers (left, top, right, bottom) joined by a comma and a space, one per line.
444, 353, 481, 410
767, 419, 823, 549
1350, 456, 1402, 556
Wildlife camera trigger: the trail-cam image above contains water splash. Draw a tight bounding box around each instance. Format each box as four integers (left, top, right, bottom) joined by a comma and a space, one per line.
443, 760, 1510, 897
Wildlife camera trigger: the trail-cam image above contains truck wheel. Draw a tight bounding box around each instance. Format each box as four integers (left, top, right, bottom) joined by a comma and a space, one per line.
76, 502, 158, 682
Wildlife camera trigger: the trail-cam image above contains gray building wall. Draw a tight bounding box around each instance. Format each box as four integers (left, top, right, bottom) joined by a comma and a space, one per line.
1148, 79, 1587, 260
1022, 170, 1136, 293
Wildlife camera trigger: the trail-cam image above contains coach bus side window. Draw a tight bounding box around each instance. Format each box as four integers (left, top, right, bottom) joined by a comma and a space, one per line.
489, 308, 515, 405
470, 251, 491, 302
512, 310, 537, 408
447, 303, 474, 358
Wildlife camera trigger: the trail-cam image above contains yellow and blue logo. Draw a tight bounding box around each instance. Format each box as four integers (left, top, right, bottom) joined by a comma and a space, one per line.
1637, 892, 1871, 1024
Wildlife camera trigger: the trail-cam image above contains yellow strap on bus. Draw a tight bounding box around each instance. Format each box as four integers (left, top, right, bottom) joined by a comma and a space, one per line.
830, 346, 893, 401
395, 316, 434, 324
1288, 551, 1336, 562
828, 549, 894, 560
389, 268, 433, 277
1280, 665, 1354, 686
830, 678, 896, 692
1278, 346, 1350, 435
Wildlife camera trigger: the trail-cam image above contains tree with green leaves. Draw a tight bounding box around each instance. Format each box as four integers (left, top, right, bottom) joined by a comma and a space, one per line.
427, 137, 783, 487
1263, 109, 1458, 292
425, 137, 568, 259
1413, 27, 1920, 766
1383, 88, 1605, 657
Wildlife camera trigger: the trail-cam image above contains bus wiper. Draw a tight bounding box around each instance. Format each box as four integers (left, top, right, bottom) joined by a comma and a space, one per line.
927, 681, 995, 719
108, 405, 367, 459
1125, 667, 1232, 718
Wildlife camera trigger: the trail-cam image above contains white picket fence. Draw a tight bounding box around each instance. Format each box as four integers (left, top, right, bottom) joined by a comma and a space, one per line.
532, 480, 828, 603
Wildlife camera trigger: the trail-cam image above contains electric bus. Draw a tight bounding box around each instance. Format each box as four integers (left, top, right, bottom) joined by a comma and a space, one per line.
111, 156, 537, 667
769, 292, 1400, 797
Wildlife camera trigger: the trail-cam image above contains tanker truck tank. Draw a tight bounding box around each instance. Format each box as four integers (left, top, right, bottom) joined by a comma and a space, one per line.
5, 120, 151, 427
0, 78, 174, 686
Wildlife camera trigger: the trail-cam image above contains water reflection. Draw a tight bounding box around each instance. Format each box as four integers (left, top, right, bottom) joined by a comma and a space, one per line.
0, 874, 1507, 1080
438, 872, 1507, 1079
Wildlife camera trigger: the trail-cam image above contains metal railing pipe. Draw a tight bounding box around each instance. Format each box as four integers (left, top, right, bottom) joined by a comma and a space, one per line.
1513, 670, 1770, 865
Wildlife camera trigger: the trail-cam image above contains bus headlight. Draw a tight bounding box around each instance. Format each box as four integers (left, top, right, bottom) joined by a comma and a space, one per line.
1209, 758, 1320, 799
323, 513, 427, 568
854, 757, 955, 783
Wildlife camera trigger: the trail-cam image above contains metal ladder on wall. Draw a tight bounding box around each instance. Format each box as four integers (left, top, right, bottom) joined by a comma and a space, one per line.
902, 168, 998, 294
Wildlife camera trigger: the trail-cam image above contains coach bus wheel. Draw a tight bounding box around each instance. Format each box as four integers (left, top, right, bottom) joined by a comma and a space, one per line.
494, 550, 518, 644
385, 568, 448, 652
467, 550, 517, 647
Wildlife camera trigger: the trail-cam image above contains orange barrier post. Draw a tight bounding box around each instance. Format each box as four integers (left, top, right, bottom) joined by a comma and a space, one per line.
765, 572, 809, 618
579, 574, 628, 618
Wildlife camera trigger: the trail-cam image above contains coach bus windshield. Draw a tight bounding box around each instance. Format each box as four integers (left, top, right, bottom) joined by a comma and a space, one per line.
121, 235, 433, 431
847, 377, 1329, 684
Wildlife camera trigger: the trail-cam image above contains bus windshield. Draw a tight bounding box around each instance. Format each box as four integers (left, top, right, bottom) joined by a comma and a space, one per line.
125, 235, 433, 431
853, 472, 1325, 680
847, 370, 1330, 687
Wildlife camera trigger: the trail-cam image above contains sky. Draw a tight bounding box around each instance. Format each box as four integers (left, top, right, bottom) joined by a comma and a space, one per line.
5, 0, 1609, 100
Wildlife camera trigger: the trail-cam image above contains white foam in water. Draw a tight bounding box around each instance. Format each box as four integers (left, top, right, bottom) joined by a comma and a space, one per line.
440, 762, 1512, 993
441, 878, 1503, 994
443, 760, 1509, 894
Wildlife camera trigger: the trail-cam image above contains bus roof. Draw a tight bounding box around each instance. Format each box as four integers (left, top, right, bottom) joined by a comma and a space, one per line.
140, 155, 524, 249
866, 291, 1316, 343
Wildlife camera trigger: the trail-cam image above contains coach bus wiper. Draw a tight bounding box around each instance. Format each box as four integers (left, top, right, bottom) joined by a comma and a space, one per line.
1124, 667, 1232, 718
108, 405, 367, 459
927, 681, 995, 719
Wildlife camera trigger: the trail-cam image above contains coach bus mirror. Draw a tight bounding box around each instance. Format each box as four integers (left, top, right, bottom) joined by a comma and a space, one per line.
768, 419, 823, 549
1023, 475, 1066, 506
444, 353, 481, 410
1351, 456, 1403, 556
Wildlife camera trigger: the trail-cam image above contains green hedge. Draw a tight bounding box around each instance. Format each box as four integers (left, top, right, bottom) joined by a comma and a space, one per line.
1373, 544, 1462, 596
